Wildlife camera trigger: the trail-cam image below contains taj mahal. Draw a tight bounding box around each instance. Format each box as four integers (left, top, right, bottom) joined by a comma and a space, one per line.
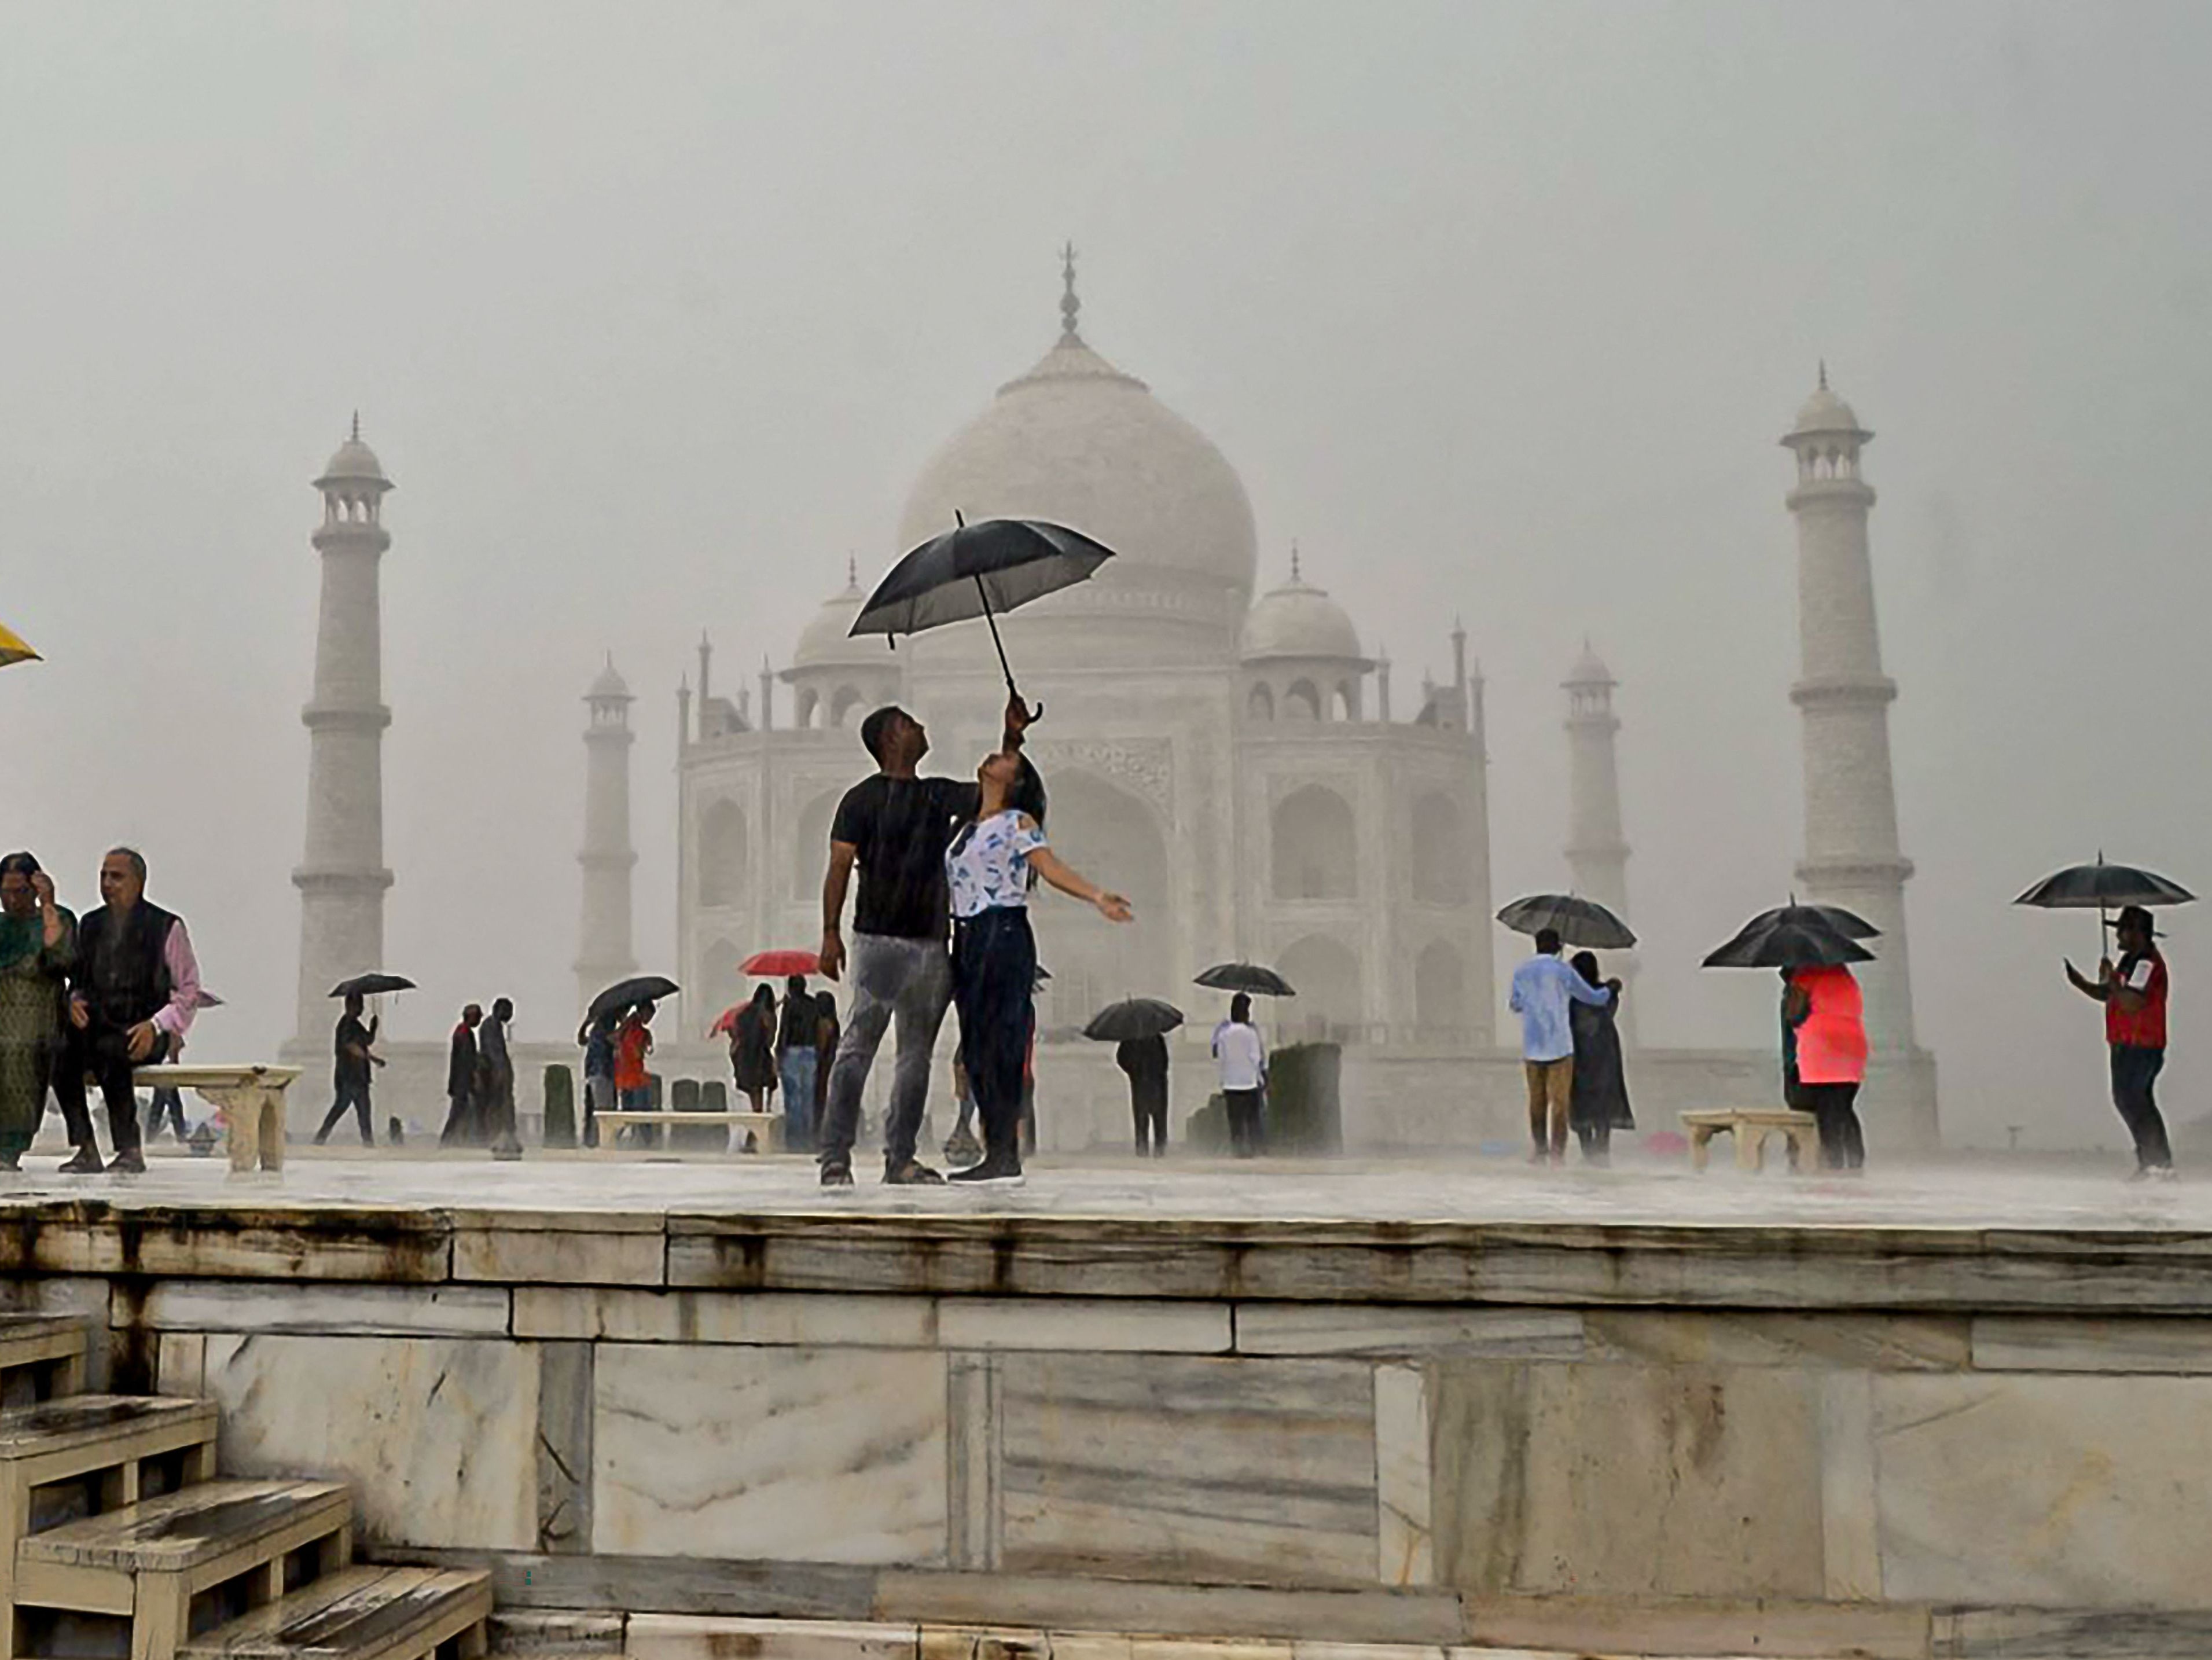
286, 259, 1938, 1151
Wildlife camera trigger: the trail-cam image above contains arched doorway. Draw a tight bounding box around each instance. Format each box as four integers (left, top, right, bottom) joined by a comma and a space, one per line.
1410, 792, 1466, 904
1271, 785, 1358, 901
1027, 771, 1171, 1037
1414, 939, 1467, 1038
1277, 934, 1364, 1042
699, 800, 747, 908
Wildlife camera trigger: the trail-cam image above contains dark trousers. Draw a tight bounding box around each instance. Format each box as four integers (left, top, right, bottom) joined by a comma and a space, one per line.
148, 1088, 189, 1141
50, 1026, 159, 1155
951, 908, 1036, 1164
1574, 1123, 1612, 1162
1803, 1081, 1865, 1170
439, 1090, 477, 1147
1130, 1085, 1167, 1155
1225, 1088, 1265, 1158
316, 1078, 374, 1145
2111, 1044, 2172, 1170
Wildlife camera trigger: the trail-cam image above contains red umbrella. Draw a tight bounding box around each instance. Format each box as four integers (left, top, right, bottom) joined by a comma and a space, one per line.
709, 1005, 744, 1038
742, 949, 820, 978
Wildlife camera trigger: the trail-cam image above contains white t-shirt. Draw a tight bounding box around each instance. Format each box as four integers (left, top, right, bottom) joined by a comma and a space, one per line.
1212, 1021, 1266, 1091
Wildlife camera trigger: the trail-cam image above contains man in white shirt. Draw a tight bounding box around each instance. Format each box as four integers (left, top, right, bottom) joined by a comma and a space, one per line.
1212, 994, 1269, 1158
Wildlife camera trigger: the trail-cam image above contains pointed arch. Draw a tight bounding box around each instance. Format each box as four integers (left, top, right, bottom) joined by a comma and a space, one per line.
1272, 785, 1358, 901
699, 800, 747, 908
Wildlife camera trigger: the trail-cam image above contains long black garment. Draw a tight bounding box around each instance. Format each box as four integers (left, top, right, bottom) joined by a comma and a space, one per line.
1568, 996, 1634, 1134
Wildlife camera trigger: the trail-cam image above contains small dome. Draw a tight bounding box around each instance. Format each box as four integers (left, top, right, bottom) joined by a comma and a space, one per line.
317, 420, 389, 487
1565, 640, 1614, 686
1240, 559, 1365, 663
587, 656, 631, 701
792, 567, 887, 673
1791, 373, 1865, 438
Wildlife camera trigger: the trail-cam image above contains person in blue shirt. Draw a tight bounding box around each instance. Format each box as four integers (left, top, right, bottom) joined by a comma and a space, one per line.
1508, 928, 1615, 1163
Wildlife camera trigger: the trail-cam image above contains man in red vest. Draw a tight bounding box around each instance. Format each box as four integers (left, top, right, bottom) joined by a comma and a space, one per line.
2066, 904, 2174, 1179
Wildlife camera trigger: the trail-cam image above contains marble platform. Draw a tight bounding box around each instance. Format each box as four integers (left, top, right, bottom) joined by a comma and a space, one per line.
2, 1150, 2208, 1659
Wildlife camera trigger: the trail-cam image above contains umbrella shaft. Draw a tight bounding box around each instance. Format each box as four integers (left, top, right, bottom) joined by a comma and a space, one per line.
972, 574, 1017, 696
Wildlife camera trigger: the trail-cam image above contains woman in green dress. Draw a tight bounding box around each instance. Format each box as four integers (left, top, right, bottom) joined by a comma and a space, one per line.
0, 852, 76, 1170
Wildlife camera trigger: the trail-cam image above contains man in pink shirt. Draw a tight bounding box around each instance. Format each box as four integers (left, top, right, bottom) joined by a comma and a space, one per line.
53, 847, 200, 1174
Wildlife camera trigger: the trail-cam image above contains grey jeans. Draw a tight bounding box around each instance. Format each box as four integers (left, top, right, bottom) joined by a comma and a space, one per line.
818, 932, 953, 1172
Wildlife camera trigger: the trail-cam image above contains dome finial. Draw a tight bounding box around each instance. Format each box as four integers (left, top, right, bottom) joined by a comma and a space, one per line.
846, 553, 859, 590
350, 409, 361, 442
1290, 539, 1302, 583
1817, 358, 1828, 392
1059, 241, 1080, 341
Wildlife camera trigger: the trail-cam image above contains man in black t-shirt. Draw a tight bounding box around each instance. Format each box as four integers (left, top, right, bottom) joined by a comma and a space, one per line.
314, 991, 381, 1146
816, 693, 1036, 1185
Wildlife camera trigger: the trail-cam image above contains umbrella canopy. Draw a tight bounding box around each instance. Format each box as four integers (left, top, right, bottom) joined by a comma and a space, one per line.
1740, 901, 1880, 941
2015, 860, 2196, 911
1702, 910, 1875, 970
741, 949, 820, 978
193, 990, 226, 1011
1194, 962, 1297, 997
587, 974, 679, 1023
329, 972, 416, 999
0, 623, 38, 668
1496, 894, 1637, 949
1082, 998, 1186, 1042
850, 516, 1116, 696
710, 1005, 744, 1038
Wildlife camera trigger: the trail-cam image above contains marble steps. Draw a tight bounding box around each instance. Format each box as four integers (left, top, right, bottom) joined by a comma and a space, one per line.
0, 1312, 89, 1402
178, 1563, 493, 1660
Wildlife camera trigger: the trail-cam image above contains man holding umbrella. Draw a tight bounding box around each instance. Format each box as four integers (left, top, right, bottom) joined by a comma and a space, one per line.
816, 693, 1039, 1186
2065, 905, 2175, 1178
1508, 928, 1615, 1165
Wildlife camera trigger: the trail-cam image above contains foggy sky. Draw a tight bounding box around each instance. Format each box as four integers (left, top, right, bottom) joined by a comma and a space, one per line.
5, 1, 2209, 1149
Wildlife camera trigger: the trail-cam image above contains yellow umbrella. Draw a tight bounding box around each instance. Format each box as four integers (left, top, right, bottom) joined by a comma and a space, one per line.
0, 623, 38, 668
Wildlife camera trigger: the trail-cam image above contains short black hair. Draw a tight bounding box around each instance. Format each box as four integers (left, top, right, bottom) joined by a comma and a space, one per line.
492, 996, 513, 1020
1230, 993, 1252, 1023
1534, 927, 1563, 954
859, 705, 907, 764
0, 851, 39, 880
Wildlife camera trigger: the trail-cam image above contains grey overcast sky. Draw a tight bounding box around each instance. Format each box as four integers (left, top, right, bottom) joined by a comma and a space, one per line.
5, 1, 2209, 1148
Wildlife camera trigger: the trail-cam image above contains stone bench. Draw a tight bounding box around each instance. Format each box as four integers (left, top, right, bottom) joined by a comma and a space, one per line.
1681, 1108, 1818, 1174
590, 1110, 782, 1155
0, 1316, 87, 1406
134, 1067, 300, 1176
179, 1563, 490, 1660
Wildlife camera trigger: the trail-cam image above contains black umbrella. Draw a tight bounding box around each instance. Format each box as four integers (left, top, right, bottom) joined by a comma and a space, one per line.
1740, 901, 1879, 941
850, 516, 1116, 702
1194, 962, 1297, 997
1082, 998, 1186, 1042
1496, 894, 1636, 949
587, 974, 680, 1023
329, 973, 416, 999
2015, 858, 2195, 912
1702, 912, 1875, 970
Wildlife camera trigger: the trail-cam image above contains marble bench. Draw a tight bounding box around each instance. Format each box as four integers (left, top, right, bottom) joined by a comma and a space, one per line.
1681, 1108, 1818, 1173
134, 1067, 301, 1176
178, 1564, 490, 1660
0, 1316, 87, 1406
590, 1110, 781, 1155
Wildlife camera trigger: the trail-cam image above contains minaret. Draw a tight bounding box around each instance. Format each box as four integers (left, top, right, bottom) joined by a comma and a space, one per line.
576, 655, 638, 1015
292, 417, 395, 1044
1782, 368, 1920, 1071
1564, 641, 1637, 1045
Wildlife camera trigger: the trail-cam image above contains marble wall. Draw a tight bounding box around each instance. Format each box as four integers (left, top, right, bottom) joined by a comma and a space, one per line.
9, 1208, 2211, 1658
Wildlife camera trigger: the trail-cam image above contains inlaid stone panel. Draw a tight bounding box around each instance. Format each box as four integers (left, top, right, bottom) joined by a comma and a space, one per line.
1432, 1360, 1825, 1601
1873, 1373, 2212, 1607
201, 1333, 539, 1549
996, 1353, 1376, 1586
593, 1343, 948, 1565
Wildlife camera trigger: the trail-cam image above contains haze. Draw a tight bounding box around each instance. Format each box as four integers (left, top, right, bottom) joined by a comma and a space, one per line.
5, 1, 2209, 1150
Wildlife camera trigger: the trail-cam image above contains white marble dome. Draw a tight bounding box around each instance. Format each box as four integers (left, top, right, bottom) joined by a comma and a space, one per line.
1240, 564, 1364, 663
318, 433, 388, 486
587, 657, 631, 701
1791, 381, 1865, 437
792, 568, 883, 671
896, 318, 1259, 652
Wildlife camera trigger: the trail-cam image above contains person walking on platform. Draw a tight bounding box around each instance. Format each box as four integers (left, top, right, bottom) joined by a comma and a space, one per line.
1118, 1033, 1170, 1156
53, 847, 201, 1175
2066, 904, 2176, 1179
776, 975, 821, 1153
578, 1012, 616, 1148
943, 747, 1130, 1185
1212, 996, 1268, 1158
314, 990, 382, 1145
0, 853, 75, 1171
1567, 951, 1631, 1164
480, 996, 521, 1159
1785, 962, 1868, 1170
1509, 927, 1612, 1165
729, 984, 778, 1115
442, 1003, 483, 1147
814, 694, 1038, 1188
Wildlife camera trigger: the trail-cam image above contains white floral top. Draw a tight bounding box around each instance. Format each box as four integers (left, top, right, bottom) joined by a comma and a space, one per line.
946, 810, 1048, 919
